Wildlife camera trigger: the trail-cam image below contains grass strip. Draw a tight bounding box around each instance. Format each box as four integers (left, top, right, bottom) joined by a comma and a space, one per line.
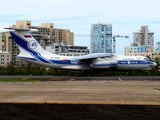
0, 78, 41, 82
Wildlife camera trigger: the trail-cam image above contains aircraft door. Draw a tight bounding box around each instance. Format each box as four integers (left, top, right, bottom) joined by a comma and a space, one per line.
110, 61, 117, 69
128, 61, 133, 69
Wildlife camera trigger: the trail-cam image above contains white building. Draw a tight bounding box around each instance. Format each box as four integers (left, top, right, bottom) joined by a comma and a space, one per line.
46, 44, 89, 56
90, 22, 112, 53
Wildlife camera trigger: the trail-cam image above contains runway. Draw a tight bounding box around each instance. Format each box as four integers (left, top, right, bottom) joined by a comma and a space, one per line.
0, 80, 160, 105
0, 79, 160, 119
0, 75, 160, 80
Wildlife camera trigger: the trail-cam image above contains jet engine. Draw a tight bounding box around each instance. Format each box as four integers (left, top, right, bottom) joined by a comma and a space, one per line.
90, 61, 118, 69
90, 61, 111, 69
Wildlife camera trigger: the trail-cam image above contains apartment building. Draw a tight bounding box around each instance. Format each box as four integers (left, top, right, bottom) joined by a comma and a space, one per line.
90, 22, 112, 53
0, 32, 28, 67
133, 26, 154, 50
124, 43, 152, 56
0, 51, 11, 67
125, 26, 154, 56
10, 20, 74, 45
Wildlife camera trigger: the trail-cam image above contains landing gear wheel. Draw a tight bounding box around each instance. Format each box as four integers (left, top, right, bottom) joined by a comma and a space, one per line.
90, 72, 95, 76
81, 72, 87, 76
128, 71, 132, 76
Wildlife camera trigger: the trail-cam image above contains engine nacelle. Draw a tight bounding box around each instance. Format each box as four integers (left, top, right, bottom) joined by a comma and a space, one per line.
90, 61, 111, 69
90, 61, 118, 69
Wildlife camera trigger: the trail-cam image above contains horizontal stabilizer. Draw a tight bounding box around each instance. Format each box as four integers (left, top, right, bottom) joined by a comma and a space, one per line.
4, 28, 38, 32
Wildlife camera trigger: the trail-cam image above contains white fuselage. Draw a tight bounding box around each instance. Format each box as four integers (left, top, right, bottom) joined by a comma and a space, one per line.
18, 54, 156, 71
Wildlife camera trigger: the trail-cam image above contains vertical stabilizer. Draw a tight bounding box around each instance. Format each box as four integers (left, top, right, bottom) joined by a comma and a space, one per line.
9, 29, 47, 55
5, 28, 57, 64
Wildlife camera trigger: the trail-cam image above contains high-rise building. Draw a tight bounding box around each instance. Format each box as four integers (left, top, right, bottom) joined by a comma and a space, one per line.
133, 26, 154, 50
90, 22, 112, 53
125, 26, 154, 56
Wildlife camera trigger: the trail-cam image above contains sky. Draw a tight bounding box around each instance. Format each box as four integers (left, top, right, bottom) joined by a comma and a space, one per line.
0, 0, 160, 55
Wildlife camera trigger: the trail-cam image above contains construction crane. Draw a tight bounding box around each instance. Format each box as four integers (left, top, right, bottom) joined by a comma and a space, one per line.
112, 35, 129, 54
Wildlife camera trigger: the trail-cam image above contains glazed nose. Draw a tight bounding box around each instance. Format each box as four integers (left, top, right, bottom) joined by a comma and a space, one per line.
153, 62, 157, 67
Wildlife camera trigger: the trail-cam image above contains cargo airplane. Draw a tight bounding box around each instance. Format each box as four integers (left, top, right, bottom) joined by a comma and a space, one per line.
5, 28, 157, 75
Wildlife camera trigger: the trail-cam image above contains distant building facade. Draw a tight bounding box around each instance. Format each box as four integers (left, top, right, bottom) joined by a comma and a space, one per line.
0, 20, 75, 67
46, 44, 89, 56
10, 20, 74, 46
124, 43, 152, 56
125, 26, 154, 56
0, 32, 28, 67
90, 22, 112, 53
0, 51, 11, 67
133, 26, 154, 50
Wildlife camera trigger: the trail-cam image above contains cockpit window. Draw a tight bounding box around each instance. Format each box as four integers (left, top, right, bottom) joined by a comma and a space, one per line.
144, 58, 148, 61
144, 57, 153, 62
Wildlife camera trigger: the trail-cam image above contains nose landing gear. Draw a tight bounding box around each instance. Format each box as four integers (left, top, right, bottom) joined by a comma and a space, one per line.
128, 71, 132, 76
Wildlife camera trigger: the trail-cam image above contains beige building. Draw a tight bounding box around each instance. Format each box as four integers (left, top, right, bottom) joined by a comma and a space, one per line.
0, 51, 11, 67
10, 20, 74, 45
133, 26, 154, 50
125, 43, 153, 57
0, 32, 28, 67
0, 20, 74, 67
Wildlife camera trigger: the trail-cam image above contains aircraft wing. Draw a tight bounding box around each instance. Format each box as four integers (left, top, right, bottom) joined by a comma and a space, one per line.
71, 53, 112, 61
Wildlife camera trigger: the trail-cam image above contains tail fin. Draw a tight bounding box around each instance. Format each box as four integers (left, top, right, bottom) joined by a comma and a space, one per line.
5, 28, 56, 64
6, 28, 47, 55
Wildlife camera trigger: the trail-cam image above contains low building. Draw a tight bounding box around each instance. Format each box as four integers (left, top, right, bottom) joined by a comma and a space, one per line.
125, 43, 153, 56
46, 44, 89, 56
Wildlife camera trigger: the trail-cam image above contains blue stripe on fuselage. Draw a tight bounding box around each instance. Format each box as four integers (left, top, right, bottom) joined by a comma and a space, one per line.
92, 60, 153, 67
50, 60, 71, 64
117, 60, 153, 64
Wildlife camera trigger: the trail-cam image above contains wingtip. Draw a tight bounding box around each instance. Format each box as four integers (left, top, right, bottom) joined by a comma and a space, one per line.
4, 28, 12, 29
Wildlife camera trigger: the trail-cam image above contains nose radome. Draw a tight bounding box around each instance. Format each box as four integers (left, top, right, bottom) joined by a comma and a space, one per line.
153, 62, 157, 67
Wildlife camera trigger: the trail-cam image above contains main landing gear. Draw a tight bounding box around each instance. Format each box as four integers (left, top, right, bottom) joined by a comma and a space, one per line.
128, 71, 132, 76
81, 71, 95, 76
